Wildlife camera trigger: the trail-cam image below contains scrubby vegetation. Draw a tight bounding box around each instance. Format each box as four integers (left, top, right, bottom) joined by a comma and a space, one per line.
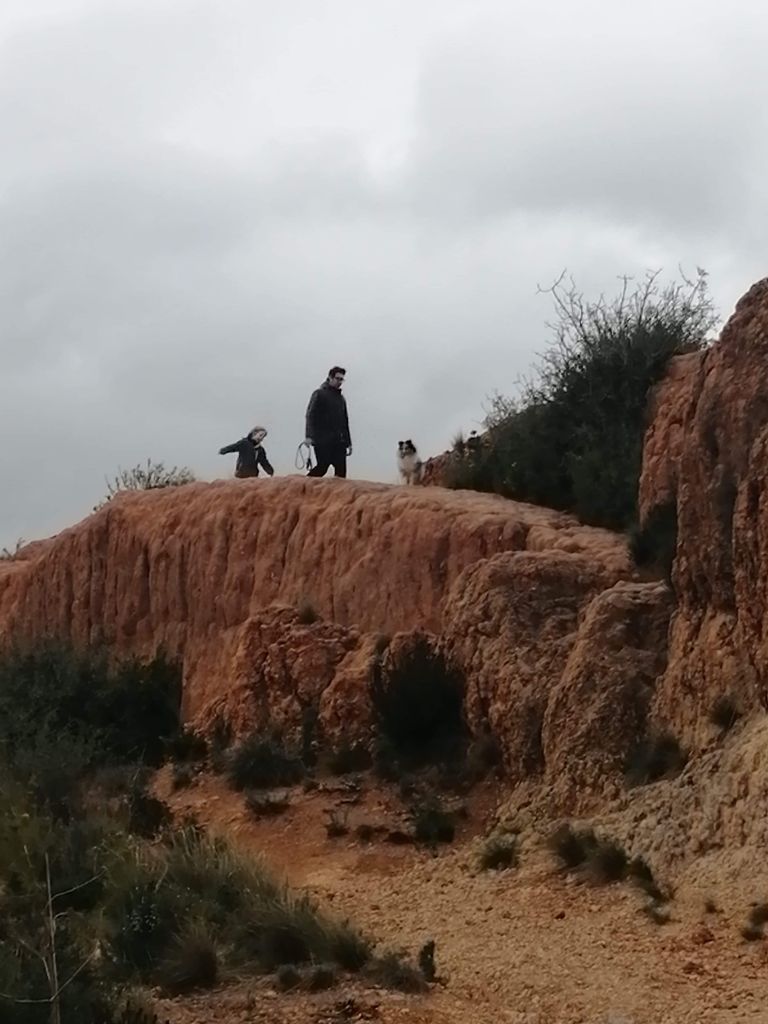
0, 537, 25, 560
444, 270, 715, 531
548, 823, 669, 902
244, 790, 291, 819
710, 695, 741, 733
296, 598, 320, 625
741, 904, 768, 941
478, 832, 519, 872
409, 796, 457, 847
226, 733, 306, 790
624, 731, 687, 786
0, 645, 379, 1022
96, 459, 196, 509
370, 636, 468, 773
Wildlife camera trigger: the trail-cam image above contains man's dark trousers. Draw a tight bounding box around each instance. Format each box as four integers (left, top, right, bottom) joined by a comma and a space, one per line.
308, 442, 347, 478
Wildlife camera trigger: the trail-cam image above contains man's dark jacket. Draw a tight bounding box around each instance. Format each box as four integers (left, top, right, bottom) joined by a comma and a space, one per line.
219, 438, 274, 477
305, 382, 351, 448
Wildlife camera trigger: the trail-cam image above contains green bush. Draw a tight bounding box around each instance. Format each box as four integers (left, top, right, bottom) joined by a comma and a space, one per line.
625, 731, 687, 786
409, 798, 456, 847
742, 905, 768, 941
586, 837, 628, 884
0, 538, 25, 561
226, 734, 305, 791
96, 458, 196, 509
0, 649, 377, 1016
627, 856, 667, 902
548, 823, 669, 900
370, 637, 467, 769
478, 832, 518, 871
275, 963, 302, 990
710, 695, 741, 733
418, 940, 436, 983
171, 763, 196, 790
296, 599, 319, 625
156, 925, 219, 995
450, 270, 715, 530
324, 808, 349, 839
125, 782, 172, 839
548, 823, 598, 870
0, 644, 182, 771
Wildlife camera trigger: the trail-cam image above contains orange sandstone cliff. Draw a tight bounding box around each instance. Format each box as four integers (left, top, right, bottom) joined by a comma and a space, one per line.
0, 478, 636, 784
3, 278, 768, 834
640, 278, 768, 748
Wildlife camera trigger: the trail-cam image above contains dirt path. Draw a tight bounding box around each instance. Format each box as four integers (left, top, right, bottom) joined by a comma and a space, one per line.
157, 772, 768, 1024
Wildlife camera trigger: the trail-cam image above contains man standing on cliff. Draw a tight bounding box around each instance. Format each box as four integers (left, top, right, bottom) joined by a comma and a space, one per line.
304, 366, 352, 478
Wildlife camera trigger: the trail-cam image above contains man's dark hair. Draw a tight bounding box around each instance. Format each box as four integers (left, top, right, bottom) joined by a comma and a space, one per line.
328, 366, 346, 378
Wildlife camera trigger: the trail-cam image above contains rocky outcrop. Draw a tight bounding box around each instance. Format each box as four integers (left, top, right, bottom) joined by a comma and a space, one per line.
194, 606, 378, 747
443, 551, 620, 779
541, 580, 673, 805
638, 351, 703, 516
640, 278, 768, 747
0, 478, 632, 761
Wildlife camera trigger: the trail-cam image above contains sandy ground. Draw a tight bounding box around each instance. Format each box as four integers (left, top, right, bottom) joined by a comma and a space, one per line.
153, 771, 768, 1024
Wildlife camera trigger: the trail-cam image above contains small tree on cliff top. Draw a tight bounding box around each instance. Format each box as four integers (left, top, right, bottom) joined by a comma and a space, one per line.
95, 458, 196, 510
449, 268, 717, 530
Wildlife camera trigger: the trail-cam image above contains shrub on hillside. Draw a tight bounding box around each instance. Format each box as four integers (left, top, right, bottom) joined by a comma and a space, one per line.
0, 644, 182, 770
478, 832, 518, 871
296, 598, 319, 625
0, 652, 378, 1017
625, 731, 687, 786
409, 797, 456, 847
450, 270, 715, 530
156, 925, 219, 995
0, 537, 25, 560
710, 695, 741, 733
548, 822, 668, 900
105, 828, 372, 981
370, 637, 467, 769
226, 733, 305, 791
96, 458, 196, 509
548, 823, 598, 871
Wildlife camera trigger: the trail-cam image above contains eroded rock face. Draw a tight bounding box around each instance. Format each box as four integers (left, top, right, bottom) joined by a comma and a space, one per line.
542, 581, 673, 808
0, 478, 630, 761
194, 606, 378, 750
443, 550, 624, 780
640, 278, 768, 746
14, 267, 768, 800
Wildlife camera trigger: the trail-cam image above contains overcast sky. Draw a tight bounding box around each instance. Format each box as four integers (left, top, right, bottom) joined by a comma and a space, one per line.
2, 0, 767, 547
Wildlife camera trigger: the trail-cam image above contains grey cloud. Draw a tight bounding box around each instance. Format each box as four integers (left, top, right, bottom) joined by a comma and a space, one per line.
1, 0, 766, 545
406, 5, 768, 230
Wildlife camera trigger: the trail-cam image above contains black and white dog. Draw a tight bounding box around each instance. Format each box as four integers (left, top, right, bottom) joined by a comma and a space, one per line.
397, 439, 423, 485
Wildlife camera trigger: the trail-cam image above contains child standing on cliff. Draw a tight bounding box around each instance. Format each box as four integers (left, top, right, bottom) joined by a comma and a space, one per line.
219, 427, 275, 478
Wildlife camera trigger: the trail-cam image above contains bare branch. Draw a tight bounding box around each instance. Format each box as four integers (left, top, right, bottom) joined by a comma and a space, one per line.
52, 951, 98, 999
52, 871, 103, 905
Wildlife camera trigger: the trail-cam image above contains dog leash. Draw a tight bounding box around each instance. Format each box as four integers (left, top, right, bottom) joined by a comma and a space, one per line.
295, 441, 314, 471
